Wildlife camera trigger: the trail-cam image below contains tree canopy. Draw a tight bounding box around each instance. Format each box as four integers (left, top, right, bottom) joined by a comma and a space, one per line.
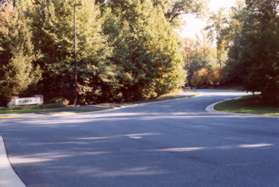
2, 0, 278, 105
225, 0, 279, 103
0, 1, 41, 105
0, 0, 204, 105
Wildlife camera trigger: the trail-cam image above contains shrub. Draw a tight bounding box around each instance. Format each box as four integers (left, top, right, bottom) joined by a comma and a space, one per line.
49, 97, 70, 106
191, 67, 223, 88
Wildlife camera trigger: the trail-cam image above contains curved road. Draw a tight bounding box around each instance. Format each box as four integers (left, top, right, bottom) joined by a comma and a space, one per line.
1, 90, 279, 187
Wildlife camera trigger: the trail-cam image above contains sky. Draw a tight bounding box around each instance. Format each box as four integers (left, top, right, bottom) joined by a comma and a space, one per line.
180, 0, 238, 39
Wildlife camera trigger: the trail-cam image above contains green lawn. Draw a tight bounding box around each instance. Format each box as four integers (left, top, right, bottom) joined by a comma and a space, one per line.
0, 104, 111, 114
214, 96, 279, 116
0, 90, 194, 115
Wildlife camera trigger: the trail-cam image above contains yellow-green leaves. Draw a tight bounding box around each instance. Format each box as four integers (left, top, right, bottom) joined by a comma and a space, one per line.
0, 1, 41, 105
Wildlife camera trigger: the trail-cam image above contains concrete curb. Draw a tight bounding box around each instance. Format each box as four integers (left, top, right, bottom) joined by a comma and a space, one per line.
0, 136, 26, 187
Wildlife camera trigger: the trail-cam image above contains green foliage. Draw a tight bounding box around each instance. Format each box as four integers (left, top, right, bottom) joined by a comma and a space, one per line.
1, 0, 205, 105
205, 9, 230, 68
0, 2, 41, 105
188, 4, 245, 88
104, 0, 185, 100
203, 1, 246, 76
225, 0, 279, 103
31, 0, 115, 104
215, 96, 279, 115
153, 0, 205, 23
183, 36, 222, 88
191, 67, 222, 88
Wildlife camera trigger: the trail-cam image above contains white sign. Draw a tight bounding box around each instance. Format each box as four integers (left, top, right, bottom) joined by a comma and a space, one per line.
8, 95, 44, 107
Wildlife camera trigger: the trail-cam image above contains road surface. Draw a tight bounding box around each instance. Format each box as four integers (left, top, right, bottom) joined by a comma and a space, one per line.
0, 90, 279, 187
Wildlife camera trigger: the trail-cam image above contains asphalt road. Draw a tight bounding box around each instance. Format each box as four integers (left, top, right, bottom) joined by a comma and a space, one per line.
1, 89, 279, 187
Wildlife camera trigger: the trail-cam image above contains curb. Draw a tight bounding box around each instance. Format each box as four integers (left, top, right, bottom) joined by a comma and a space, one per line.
0, 136, 26, 187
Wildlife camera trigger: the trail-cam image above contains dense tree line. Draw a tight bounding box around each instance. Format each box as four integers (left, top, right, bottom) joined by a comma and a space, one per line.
184, 35, 222, 88
184, 6, 240, 89
2, 0, 277, 106
0, 1, 41, 105
184, 0, 279, 105
224, 0, 279, 103
0, 0, 204, 105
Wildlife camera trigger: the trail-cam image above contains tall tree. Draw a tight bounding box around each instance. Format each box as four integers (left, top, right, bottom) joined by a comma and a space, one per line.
100, 0, 205, 23
104, 0, 185, 100
183, 33, 222, 88
226, 0, 279, 103
31, 0, 114, 104
153, 0, 205, 23
205, 9, 229, 68
0, 1, 41, 105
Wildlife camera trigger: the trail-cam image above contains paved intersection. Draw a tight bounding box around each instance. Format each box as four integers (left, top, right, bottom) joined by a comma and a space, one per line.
0, 90, 279, 187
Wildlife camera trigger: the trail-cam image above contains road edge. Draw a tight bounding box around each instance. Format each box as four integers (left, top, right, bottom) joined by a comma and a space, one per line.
0, 136, 26, 187
85, 93, 197, 115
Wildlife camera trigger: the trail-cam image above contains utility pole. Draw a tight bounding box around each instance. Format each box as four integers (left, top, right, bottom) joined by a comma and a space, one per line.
73, 0, 81, 106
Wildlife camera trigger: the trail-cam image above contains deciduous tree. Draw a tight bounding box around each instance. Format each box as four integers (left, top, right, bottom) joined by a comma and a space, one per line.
31, 0, 114, 104
0, 1, 41, 105
226, 0, 279, 103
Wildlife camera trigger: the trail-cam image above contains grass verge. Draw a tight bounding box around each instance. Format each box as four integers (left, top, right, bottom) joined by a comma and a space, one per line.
0, 89, 195, 115
0, 104, 112, 114
214, 96, 279, 116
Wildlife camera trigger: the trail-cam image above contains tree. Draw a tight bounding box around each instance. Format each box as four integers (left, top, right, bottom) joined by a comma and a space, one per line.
226, 0, 279, 103
221, 0, 246, 47
153, 0, 205, 23
183, 34, 222, 88
104, 0, 185, 100
205, 9, 229, 68
100, 0, 205, 23
31, 0, 114, 104
1, 0, 203, 105
0, 1, 41, 105
222, 1, 247, 85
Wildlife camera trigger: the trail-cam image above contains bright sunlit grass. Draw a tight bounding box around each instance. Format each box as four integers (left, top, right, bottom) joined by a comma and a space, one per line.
215, 96, 279, 116
0, 104, 107, 114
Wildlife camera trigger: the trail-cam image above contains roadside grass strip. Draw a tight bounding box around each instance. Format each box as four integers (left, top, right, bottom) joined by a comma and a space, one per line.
0, 116, 17, 119
0, 136, 25, 187
214, 96, 279, 116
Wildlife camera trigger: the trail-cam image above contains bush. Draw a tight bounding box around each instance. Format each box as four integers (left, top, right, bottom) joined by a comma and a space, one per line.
49, 97, 70, 106
191, 67, 223, 88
